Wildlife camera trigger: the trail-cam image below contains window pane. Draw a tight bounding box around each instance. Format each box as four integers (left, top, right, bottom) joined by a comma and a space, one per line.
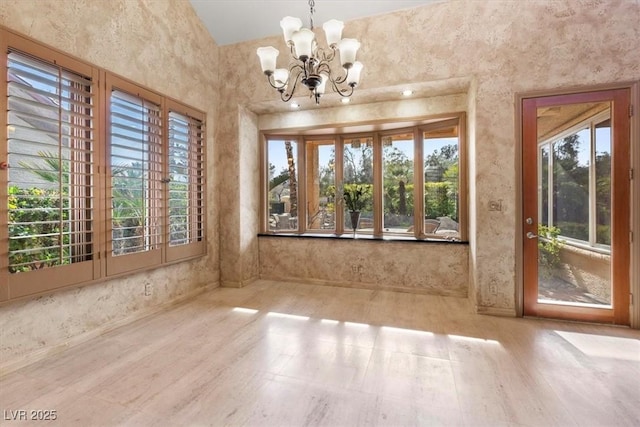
306, 140, 336, 231
343, 137, 373, 232
267, 139, 298, 232
424, 128, 459, 239
553, 128, 589, 241
7, 52, 94, 273
382, 133, 414, 234
110, 90, 162, 255
536, 103, 612, 308
594, 119, 611, 246
539, 145, 550, 226
168, 111, 205, 246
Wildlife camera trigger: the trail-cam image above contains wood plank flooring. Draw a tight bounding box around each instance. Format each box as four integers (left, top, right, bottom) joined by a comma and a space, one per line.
1, 279, 639, 426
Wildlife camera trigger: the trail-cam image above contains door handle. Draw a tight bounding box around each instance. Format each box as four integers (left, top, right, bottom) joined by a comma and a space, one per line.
526, 231, 537, 239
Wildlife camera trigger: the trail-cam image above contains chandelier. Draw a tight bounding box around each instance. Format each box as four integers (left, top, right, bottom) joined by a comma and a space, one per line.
256, 0, 363, 105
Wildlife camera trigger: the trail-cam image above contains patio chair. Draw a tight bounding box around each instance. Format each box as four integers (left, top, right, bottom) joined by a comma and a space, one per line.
424, 219, 440, 234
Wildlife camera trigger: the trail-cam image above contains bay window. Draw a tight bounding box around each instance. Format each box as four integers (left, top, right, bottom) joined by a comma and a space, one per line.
261, 114, 466, 241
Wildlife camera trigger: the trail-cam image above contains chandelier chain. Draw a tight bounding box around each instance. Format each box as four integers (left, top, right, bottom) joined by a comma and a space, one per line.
308, 0, 315, 29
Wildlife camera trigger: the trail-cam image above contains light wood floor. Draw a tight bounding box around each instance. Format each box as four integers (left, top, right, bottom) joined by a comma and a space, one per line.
1, 280, 639, 426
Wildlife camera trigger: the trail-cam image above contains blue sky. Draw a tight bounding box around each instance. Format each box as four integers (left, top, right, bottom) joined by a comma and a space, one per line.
268, 137, 456, 176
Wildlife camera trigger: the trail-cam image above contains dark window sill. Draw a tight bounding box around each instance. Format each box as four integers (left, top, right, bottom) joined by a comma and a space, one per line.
258, 232, 468, 244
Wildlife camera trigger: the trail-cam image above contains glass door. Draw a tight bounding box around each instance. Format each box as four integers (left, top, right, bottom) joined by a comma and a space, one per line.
522, 89, 631, 324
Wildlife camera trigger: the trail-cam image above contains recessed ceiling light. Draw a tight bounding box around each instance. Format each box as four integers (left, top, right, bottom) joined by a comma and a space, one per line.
402, 90, 413, 96
291, 102, 300, 109
341, 98, 351, 104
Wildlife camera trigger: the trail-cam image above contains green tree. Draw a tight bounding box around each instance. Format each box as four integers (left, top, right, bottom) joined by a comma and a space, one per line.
545, 134, 590, 241
344, 145, 373, 184
383, 147, 412, 215
424, 144, 458, 220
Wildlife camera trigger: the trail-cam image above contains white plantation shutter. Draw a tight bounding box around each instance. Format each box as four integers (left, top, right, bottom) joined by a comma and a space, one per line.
166, 104, 205, 261
3, 49, 97, 298
106, 77, 163, 276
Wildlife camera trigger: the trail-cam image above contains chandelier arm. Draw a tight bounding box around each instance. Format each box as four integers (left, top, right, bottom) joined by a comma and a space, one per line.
280, 69, 304, 102
336, 84, 355, 98
316, 62, 332, 76
332, 68, 349, 85
266, 74, 284, 90
288, 43, 297, 61
328, 78, 355, 97
315, 46, 336, 63
288, 63, 305, 75
280, 90, 295, 103
288, 63, 306, 84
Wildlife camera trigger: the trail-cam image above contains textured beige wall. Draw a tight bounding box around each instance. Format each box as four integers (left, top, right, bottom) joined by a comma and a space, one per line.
0, 0, 220, 369
259, 237, 469, 297
218, 106, 260, 287
218, 0, 640, 313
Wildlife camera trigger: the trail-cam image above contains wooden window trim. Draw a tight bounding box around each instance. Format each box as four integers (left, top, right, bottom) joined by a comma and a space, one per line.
261, 113, 467, 242
165, 99, 207, 262
304, 137, 337, 234
0, 27, 207, 303
1, 32, 101, 299
105, 74, 164, 276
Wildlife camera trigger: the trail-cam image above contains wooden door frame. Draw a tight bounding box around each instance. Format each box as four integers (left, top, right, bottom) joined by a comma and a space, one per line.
515, 83, 638, 327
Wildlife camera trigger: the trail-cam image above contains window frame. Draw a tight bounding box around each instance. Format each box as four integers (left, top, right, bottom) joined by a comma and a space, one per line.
0, 28, 207, 302
1, 30, 102, 300
304, 137, 338, 234
537, 108, 612, 253
105, 75, 165, 276
165, 99, 206, 262
260, 113, 467, 242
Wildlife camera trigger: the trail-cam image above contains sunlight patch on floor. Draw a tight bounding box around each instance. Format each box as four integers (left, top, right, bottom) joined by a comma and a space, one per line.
267, 312, 310, 320
381, 326, 435, 336
447, 334, 500, 345
232, 307, 259, 314
556, 330, 640, 361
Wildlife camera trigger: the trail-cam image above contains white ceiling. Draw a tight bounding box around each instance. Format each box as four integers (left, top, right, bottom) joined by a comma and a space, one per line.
189, 0, 441, 46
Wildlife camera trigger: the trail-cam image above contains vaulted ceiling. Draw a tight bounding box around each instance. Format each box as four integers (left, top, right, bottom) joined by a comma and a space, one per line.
189, 0, 441, 46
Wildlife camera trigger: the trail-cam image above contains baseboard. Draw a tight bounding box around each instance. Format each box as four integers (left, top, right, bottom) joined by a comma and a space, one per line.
475, 305, 517, 317
221, 276, 259, 288
0, 281, 218, 377
258, 274, 469, 298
